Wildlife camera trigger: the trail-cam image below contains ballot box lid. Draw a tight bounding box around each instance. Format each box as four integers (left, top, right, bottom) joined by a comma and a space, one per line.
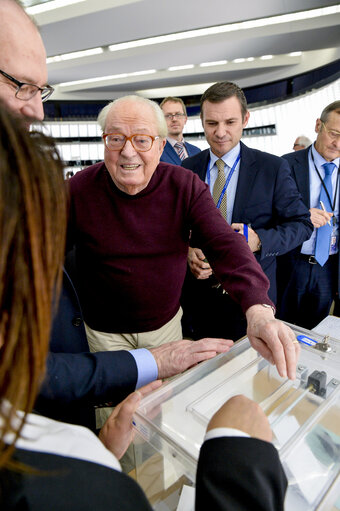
133, 323, 340, 510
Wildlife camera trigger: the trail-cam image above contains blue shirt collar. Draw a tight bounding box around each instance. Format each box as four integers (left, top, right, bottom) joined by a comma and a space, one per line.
209, 143, 241, 170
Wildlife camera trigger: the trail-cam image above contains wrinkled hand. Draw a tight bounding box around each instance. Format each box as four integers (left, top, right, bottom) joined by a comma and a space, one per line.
99, 380, 162, 460
150, 338, 234, 379
310, 207, 333, 228
207, 395, 272, 442
246, 305, 300, 380
231, 223, 261, 253
188, 247, 213, 279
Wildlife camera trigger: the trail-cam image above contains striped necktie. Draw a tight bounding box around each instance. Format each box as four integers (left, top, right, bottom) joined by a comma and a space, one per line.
212, 159, 227, 218
174, 142, 185, 161
314, 162, 336, 266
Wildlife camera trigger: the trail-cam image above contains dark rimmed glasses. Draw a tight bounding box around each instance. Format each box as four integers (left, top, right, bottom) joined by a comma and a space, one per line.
164, 113, 186, 120
103, 133, 160, 152
0, 69, 54, 102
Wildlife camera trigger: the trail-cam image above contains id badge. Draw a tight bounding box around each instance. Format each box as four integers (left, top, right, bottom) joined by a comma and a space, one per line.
330, 233, 337, 255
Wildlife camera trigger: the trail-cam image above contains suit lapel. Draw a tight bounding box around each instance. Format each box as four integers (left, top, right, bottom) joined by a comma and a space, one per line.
232, 143, 259, 222
196, 150, 210, 181
291, 148, 310, 206
164, 141, 181, 165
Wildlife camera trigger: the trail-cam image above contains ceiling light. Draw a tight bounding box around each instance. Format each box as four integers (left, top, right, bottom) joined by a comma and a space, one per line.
167, 64, 195, 71
289, 51, 302, 57
260, 55, 273, 60
59, 69, 156, 87
26, 0, 86, 14
47, 47, 103, 64
200, 60, 228, 67
246, 57, 255, 61
107, 6, 339, 53
233, 58, 246, 63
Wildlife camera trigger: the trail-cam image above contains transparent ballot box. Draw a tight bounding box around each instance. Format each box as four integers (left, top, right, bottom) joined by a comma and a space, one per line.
133, 324, 340, 511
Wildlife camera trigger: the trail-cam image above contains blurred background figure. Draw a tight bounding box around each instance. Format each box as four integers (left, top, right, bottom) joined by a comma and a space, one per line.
293, 135, 312, 151
160, 96, 200, 165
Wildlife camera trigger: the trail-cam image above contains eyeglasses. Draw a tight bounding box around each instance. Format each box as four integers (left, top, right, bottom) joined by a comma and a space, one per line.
103, 133, 160, 152
321, 122, 340, 142
0, 69, 54, 102
164, 113, 186, 120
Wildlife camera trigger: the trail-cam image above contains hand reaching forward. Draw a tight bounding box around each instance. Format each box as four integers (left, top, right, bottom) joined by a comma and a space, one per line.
246, 305, 300, 380
150, 337, 234, 379
207, 394, 272, 442
99, 380, 162, 460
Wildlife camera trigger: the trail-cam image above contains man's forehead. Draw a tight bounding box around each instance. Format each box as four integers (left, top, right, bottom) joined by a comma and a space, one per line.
0, 10, 47, 85
162, 101, 184, 112
202, 98, 243, 118
105, 102, 158, 130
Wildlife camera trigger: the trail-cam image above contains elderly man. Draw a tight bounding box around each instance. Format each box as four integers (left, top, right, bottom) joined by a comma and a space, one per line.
160, 96, 200, 164
278, 101, 340, 328
0, 0, 234, 431
293, 135, 312, 151
68, 94, 300, 384
181, 81, 313, 341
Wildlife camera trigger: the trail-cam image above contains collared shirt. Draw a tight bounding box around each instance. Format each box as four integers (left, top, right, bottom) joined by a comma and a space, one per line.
167, 136, 189, 160
301, 144, 339, 255
205, 143, 241, 224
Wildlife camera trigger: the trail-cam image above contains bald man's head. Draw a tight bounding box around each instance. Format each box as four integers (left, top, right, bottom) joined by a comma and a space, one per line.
0, 0, 48, 123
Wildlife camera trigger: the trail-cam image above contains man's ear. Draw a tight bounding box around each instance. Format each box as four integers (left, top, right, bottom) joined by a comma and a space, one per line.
315, 118, 322, 134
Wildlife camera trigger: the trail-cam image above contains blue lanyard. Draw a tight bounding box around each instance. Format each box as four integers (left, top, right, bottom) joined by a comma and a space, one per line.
207, 153, 241, 210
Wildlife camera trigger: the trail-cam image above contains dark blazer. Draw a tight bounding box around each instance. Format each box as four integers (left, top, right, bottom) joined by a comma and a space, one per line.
281, 147, 340, 294
3, 438, 286, 511
196, 437, 287, 511
182, 142, 313, 302
160, 139, 200, 166
35, 269, 138, 429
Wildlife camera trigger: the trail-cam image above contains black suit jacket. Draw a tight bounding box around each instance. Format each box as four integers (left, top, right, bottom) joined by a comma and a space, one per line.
35, 269, 138, 429
3, 437, 286, 511
281, 147, 340, 294
182, 142, 313, 302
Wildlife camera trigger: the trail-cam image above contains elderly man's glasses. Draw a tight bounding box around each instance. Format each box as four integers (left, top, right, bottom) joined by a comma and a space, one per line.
164, 113, 186, 120
321, 122, 340, 142
0, 69, 54, 102
103, 133, 160, 152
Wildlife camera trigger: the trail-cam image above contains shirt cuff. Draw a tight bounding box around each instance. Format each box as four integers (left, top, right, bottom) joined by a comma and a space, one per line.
204, 427, 250, 442
129, 348, 158, 389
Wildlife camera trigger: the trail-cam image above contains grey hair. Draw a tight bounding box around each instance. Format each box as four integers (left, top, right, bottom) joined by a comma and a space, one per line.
97, 95, 168, 138
295, 135, 312, 148
320, 100, 340, 123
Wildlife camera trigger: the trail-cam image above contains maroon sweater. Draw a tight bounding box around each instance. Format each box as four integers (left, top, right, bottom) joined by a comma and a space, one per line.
68, 162, 271, 333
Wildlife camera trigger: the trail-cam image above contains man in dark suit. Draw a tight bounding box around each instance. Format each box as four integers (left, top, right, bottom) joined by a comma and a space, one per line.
0, 0, 234, 431
278, 101, 340, 329
160, 96, 200, 164
182, 81, 313, 341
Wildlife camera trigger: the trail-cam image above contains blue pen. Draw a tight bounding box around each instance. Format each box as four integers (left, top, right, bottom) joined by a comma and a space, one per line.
243, 224, 248, 242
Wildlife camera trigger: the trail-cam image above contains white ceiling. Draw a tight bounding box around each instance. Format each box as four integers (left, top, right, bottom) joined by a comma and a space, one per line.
29, 0, 340, 101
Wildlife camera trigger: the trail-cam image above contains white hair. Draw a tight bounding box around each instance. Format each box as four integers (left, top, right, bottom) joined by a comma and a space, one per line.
295, 135, 312, 148
97, 95, 168, 138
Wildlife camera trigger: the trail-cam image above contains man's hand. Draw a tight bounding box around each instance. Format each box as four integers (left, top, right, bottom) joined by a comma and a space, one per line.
188, 247, 213, 279
231, 223, 261, 253
150, 338, 234, 379
207, 395, 272, 442
310, 207, 333, 228
99, 380, 162, 460
246, 305, 300, 380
